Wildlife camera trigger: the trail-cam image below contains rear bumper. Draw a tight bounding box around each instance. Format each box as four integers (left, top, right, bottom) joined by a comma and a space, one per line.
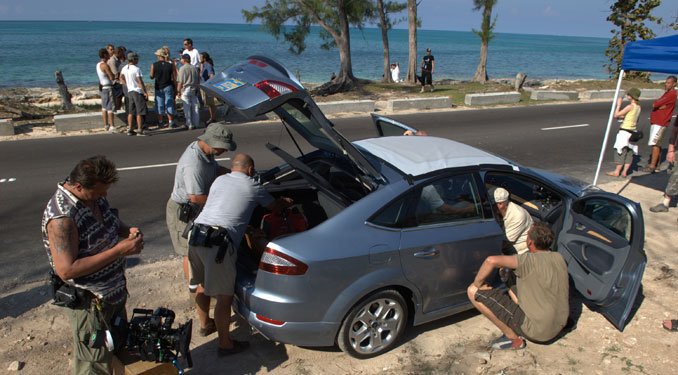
233, 293, 339, 347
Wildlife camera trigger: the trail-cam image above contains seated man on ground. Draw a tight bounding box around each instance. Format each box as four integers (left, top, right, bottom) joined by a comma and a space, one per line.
467, 223, 569, 350
491, 187, 533, 254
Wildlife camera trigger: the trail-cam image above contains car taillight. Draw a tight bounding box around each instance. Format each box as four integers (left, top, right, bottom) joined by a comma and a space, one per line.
256, 314, 285, 326
254, 80, 298, 99
259, 248, 308, 275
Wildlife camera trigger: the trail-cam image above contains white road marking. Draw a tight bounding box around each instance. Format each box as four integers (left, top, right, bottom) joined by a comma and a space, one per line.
0, 178, 16, 183
117, 158, 231, 171
541, 124, 590, 131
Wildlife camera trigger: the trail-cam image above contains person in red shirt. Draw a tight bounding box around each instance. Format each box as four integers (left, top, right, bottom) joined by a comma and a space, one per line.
644, 76, 677, 172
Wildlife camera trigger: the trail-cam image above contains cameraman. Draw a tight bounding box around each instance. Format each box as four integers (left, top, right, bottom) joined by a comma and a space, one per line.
41, 155, 144, 374
166, 123, 236, 337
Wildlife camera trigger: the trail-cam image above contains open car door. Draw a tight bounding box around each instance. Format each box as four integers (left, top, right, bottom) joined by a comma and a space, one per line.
370, 114, 419, 137
557, 192, 646, 331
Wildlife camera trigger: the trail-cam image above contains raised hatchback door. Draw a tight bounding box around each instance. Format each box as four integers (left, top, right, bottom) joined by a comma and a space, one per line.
370, 114, 419, 137
557, 192, 646, 331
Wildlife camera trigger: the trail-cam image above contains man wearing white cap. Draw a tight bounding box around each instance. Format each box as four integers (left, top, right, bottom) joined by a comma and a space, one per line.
491, 187, 533, 254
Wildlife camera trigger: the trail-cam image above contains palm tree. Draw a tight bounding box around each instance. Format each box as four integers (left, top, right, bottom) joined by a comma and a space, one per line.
472, 0, 497, 83
406, 0, 418, 84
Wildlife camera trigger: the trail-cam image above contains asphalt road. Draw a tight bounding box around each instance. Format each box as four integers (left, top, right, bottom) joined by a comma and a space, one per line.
0, 101, 658, 292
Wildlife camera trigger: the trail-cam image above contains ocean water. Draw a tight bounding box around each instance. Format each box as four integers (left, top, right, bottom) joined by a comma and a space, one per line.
0, 21, 613, 88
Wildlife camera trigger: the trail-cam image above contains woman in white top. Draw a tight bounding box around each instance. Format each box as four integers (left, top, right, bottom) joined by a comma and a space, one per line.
391, 62, 401, 83
608, 87, 641, 178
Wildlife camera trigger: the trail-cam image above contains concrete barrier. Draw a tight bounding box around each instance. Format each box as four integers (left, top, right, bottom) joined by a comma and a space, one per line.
386, 97, 452, 111
54, 112, 127, 132
640, 89, 665, 100
464, 92, 521, 106
530, 90, 578, 101
0, 119, 14, 136
579, 90, 624, 100
318, 100, 375, 114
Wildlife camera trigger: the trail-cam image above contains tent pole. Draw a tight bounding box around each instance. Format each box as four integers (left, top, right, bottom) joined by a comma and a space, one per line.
592, 70, 625, 186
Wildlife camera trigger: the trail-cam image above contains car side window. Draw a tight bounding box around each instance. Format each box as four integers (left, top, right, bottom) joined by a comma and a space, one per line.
572, 198, 632, 242
414, 173, 482, 226
484, 172, 562, 221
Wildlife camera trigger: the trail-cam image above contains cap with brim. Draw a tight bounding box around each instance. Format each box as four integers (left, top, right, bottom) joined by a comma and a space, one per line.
627, 87, 641, 100
491, 187, 509, 203
181, 54, 191, 61
198, 123, 237, 151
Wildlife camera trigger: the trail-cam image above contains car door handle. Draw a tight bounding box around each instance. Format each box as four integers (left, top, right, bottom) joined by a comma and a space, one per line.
414, 248, 439, 258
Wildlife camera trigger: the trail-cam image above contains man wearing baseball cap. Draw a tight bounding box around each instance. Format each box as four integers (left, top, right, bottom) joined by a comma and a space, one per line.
166, 122, 236, 338
491, 187, 533, 255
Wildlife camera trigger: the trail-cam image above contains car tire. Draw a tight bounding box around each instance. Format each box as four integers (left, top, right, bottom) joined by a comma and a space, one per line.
337, 289, 408, 359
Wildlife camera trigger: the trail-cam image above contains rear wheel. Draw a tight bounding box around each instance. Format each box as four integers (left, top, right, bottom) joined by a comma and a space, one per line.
337, 289, 408, 359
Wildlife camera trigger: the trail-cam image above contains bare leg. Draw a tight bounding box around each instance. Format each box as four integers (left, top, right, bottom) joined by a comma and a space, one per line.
107, 112, 115, 129
195, 288, 212, 328
467, 285, 519, 340
607, 164, 623, 177
182, 256, 190, 283
127, 114, 133, 131
214, 295, 234, 349
136, 114, 144, 132
101, 110, 108, 129
621, 163, 632, 177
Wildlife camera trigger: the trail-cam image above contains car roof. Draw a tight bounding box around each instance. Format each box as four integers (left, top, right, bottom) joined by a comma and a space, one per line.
354, 136, 510, 176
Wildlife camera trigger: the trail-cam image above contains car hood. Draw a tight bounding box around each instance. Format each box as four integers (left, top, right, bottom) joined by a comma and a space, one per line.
201, 55, 385, 186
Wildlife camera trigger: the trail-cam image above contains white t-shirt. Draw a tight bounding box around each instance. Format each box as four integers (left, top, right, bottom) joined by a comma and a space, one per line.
182, 48, 200, 68
121, 64, 144, 94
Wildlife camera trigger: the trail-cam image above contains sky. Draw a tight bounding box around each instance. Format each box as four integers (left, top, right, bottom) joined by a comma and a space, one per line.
0, 0, 676, 38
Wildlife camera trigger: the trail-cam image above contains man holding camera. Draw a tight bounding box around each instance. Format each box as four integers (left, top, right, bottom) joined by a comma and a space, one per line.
166, 123, 236, 337
189, 153, 293, 356
41, 155, 144, 374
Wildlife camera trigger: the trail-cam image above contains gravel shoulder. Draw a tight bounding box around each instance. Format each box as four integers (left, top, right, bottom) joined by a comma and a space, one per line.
1, 177, 676, 374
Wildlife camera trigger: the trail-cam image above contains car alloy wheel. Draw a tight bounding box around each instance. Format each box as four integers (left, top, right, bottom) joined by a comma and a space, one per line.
337, 289, 407, 359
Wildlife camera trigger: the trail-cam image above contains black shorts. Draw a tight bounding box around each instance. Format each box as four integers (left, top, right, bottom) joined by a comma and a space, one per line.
475, 288, 525, 337
421, 71, 432, 85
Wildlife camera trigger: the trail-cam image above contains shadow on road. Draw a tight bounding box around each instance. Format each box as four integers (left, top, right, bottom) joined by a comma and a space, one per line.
0, 283, 51, 319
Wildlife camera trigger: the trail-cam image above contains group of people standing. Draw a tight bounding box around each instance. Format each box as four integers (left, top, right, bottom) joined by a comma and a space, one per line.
96, 38, 218, 136
608, 76, 678, 218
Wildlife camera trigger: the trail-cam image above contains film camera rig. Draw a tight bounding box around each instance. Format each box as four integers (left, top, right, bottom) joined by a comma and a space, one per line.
126, 308, 193, 371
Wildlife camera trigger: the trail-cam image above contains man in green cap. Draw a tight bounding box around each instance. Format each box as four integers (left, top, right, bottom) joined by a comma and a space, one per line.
166, 122, 236, 337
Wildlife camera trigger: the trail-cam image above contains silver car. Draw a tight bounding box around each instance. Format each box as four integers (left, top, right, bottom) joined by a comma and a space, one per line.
202, 56, 646, 359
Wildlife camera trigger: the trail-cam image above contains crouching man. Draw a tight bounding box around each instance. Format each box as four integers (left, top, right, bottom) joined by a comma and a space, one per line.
467, 223, 569, 350
42, 155, 144, 374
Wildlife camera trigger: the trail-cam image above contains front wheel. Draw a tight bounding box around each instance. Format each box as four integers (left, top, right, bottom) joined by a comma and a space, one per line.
337, 289, 408, 359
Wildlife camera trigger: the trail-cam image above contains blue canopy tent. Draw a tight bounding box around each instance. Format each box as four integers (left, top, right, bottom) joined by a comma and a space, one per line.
593, 34, 678, 185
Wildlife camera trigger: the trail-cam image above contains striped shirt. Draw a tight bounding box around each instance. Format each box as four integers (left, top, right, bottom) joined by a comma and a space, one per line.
41, 183, 127, 304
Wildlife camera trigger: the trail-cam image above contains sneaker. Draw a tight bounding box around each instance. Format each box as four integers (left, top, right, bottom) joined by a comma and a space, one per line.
168, 121, 177, 129
104, 125, 110, 131
136, 130, 146, 136
649, 203, 669, 213
126, 129, 136, 136
157, 122, 165, 128
199, 319, 216, 337
420, 87, 425, 93
489, 335, 526, 350
108, 126, 118, 133
430, 86, 435, 92
187, 125, 195, 130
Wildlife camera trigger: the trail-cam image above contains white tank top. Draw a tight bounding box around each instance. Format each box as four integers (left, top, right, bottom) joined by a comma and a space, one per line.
96, 62, 112, 87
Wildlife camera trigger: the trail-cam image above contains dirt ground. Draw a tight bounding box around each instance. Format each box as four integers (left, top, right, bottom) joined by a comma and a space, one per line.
1, 174, 676, 374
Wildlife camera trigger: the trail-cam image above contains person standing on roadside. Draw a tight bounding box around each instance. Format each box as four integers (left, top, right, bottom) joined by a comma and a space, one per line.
188, 153, 293, 356
150, 48, 176, 128
644, 76, 677, 173
108, 46, 126, 112
120, 51, 149, 136
649, 115, 678, 215
467, 223, 569, 350
200, 52, 217, 125
182, 38, 200, 69
607, 88, 642, 178
420, 48, 435, 93
166, 123, 237, 339
42, 155, 144, 374
96, 48, 116, 132
177, 54, 201, 130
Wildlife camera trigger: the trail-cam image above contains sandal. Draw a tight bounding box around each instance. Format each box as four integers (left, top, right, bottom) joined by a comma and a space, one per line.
199, 319, 217, 337
488, 334, 526, 350
662, 319, 678, 331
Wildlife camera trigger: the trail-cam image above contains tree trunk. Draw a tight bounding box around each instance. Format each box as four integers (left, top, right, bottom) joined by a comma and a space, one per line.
55, 70, 73, 111
377, 0, 393, 83
314, 0, 359, 95
472, 42, 489, 83
406, 0, 418, 84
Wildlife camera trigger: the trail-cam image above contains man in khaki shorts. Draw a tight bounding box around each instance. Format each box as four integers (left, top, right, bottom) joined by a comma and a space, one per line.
188, 154, 293, 356
644, 76, 676, 172
166, 123, 236, 337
